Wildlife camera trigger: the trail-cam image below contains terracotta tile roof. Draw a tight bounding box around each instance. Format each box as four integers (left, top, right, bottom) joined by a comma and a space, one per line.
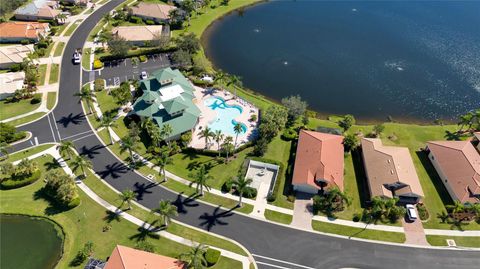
292, 130, 344, 191
361, 138, 424, 199
130, 2, 176, 20
112, 25, 165, 41
104, 245, 184, 269
427, 140, 480, 203
0, 22, 49, 39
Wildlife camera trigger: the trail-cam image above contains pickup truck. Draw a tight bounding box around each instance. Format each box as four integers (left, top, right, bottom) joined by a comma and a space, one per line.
72, 50, 81, 64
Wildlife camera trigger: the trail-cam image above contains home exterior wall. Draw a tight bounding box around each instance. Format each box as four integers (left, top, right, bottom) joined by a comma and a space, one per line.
293, 184, 318, 195
428, 151, 459, 202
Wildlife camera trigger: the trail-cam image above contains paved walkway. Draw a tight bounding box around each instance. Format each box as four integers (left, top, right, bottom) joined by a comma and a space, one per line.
291, 193, 313, 230
14, 147, 251, 269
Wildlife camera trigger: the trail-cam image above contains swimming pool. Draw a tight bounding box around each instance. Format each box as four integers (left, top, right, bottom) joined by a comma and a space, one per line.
204, 96, 247, 136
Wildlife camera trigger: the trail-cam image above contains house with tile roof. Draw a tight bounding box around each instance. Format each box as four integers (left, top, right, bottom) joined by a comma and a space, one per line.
104, 245, 184, 269
0, 22, 50, 43
132, 67, 201, 140
14, 0, 60, 21
361, 138, 424, 203
111, 25, 170, 46
129, 2, 176, 23
426, 140, 480, 204
292, 130, 344, 194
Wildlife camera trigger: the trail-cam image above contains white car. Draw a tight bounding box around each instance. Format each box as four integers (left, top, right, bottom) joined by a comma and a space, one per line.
140, 71, 148, 80
73, 51, 81, 64
406, 204, 417, 221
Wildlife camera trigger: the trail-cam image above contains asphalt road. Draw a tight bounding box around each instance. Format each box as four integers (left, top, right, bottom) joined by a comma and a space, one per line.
14, 1, 480, 268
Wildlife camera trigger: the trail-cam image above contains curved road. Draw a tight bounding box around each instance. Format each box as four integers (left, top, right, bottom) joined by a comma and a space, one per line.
15, 1, 479, 268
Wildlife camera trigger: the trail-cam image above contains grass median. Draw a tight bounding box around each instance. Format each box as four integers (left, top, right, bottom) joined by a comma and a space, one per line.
426, 235, 480, 248
0, 93, 42, 121
53, 42, 65, 57
264, 210, 292, 225
47, 92, 57, 110
49, 64, 59, 84
8, 112, 46, 127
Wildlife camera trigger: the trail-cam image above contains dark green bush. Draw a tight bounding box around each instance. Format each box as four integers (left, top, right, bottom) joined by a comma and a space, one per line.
9, 63, 22, 72
146, 19, 154, 25
1, 170, 41, 189
94, 78, 104, 91
30, 97, 41, 104
139, 55, 147, 62
281, 128, 298, 141
67, 196, 81, 209
221, 180, 233, 193
20, 39, 30, 45
0, 123, 27, 144
36, 41, 49, 49
191, 79, 213, 87
204, 248, 220, 266
129, 16, 142, 24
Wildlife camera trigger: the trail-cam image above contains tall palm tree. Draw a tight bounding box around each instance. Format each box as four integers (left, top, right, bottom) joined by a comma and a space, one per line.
57, 140, 76, 160
457, 112, 474, 132
233, 123, 243, 149
0, 142, 10, 160
160, 124, 173, 146
232, 177, 253, 206
99, 114, 118, 145
74, 86, 96, 115
179, 244, 208, 269
222, 136, 234, 161
16, 158, 38, 175
119, 189, 136, 210
71, 155, 92, 178
214, 70, 226, 88
154, 151, 172, 182
120, 136, 139, 163
155, 200, 178, 227
142, 118, 161, 146
189, 165, 211, 196
198, 126, 214, 149
326, 187, 351, 212
213, 130, 224, 156
227, 74, 242, 98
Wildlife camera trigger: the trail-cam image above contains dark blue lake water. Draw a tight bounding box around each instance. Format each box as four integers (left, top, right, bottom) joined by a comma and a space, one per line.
204, 1, 480, 123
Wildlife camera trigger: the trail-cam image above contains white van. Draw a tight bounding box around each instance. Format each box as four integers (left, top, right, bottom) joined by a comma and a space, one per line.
406, 204, 418, 221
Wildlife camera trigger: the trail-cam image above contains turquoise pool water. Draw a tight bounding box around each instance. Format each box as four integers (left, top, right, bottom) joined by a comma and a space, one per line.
204, 96, 247, 136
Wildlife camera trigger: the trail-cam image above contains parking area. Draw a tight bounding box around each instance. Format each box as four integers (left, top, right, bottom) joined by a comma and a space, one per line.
88, 53, 172, 86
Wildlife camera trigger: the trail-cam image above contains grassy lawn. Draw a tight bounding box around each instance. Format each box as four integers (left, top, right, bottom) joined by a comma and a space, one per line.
311, 220, 406, 243
95, 90, 119, 116
80, 167, 248, 256
7, 144, 55, 163
426, 235, 480, 248
82, 48, 91, 70
47, 92, 57, 110
43, 42, 55, 58
8, 112, 46, 127
53, 42, 66, 57
64, 20, 82, 36
53, 23, 70, 36
37, 64, 47, 86
49, 64, 59, 84
0, 152, 243, 268
263, 135, 294, 209
264, 209, 292, 225
0, 93, 42, 120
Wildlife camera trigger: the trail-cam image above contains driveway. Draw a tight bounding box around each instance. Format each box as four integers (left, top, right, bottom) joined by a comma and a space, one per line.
83, 53, 171, 86
402, 212, 430, 246
291, 192, 314, 230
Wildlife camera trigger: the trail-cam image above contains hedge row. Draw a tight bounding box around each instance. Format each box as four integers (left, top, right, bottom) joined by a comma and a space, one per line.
1, 170, 41, 189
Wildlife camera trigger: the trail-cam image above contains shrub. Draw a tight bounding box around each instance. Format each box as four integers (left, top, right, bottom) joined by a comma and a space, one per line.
20, 39, 30, 45
416, 203, 429, 221
241, 186, 257, 199
93, 59, 104, 69
37, 41, 49, 49
146, 19, 154, 25
221, 180, 234, 193
71, 241, 94, 266
281, 128, 297, 141
139, 55, 147, 62
30, 97, 41, 104
94, 47, 105, 54
94, 78, 104, 91
249, 114, 257, 122
0, 170, 41, 189
10, 63, 22, 72
0, 123, 27, 144
191, 79, 212, 87
204, 248, 220, 266
129, 16, 142, 24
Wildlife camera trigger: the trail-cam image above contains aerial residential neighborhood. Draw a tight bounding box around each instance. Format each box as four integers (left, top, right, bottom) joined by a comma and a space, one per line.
0, 1, 479, 269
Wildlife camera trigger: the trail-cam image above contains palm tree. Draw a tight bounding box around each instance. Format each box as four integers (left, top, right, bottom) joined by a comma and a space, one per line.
227, 74, 242, 98
457, 112, 474, 132
447, 201, 465, 214
198, 126, 214, 149
232, 177, 253, 206
213, 130, 224, 156
99, 114, 118, 145
0, 142, 10, 160
437, 211, 449, 223
71, 155, 92, 178
103, 13, 112, 24
97, 31, 111, 47
326, 187, 351, 212
214, 70, 226, 88
155, 200, 178, 227
160, 124, 173, 146
154, 151, 172, 182
119, 189, 136, 210
222, 136, 234, 161
179, 244, 208, 269
233, 123, 243, 149
120, 136, 139, 164
16, 158, 38, 175
57, 140, 76, 160
189, 165, 211, 196
74, 86, 96, 115
142, 118, 161, 146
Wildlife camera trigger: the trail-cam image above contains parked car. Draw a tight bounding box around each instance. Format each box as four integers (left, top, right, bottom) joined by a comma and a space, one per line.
140, 71, 148, 80
406, 204, 417, 221
73, 50, 81, 64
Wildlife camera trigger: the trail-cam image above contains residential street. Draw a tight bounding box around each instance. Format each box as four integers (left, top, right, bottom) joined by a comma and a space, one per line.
13, 1, 480, 268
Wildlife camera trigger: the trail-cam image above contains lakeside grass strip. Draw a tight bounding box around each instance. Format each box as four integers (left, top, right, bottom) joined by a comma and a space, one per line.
53, 42, 65, 57
264, 209, 292, 225
0, 93, 42, 121
49, 64, 59, 84
47, 92, 57, 110
426, 235, 480, 248
311, 220, 406, 243
9, 112, 46, 127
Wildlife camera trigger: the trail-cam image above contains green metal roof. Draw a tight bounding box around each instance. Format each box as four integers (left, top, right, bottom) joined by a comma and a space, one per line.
163, 97, 189, 114
142, 91, 159, 103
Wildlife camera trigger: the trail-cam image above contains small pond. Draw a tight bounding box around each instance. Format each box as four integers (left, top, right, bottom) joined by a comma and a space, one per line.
1, 214, 63, 269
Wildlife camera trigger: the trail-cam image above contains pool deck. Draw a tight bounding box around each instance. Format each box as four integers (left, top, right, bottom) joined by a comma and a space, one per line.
190, 86, 259, 149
